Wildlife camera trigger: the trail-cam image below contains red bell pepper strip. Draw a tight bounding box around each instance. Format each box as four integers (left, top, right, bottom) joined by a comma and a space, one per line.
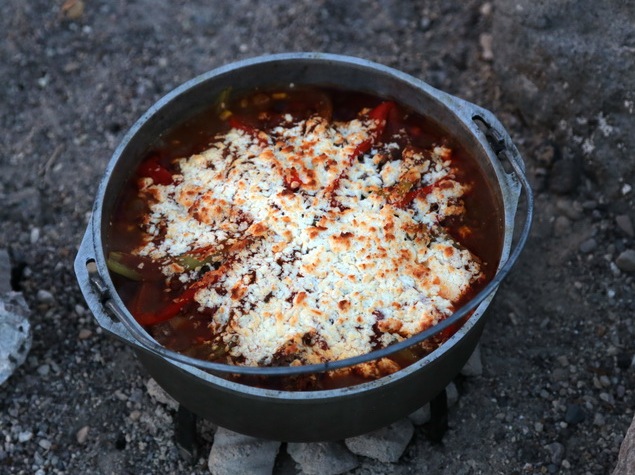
347, 101, 395, 165
136, 284, 200, 326
391, 178, 451, 209
137, 155, 173, 186
368, 100, 395, 123
134, 236, 259, 326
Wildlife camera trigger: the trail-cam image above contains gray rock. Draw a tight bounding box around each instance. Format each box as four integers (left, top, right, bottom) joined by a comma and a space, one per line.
460, 345, 483, 377
615, 250, 635, 273
616, 215, 634, 237
287, 441, 358, 475
0, 249, 11, 294
446, 381, 459, 408
37, 364, 50, 377
546, 441, 565, 465
408, 403, 431, 426
76, 426, 90, 445
613, 415, 635, 475
564, 404, 585, 425
0, 293, 32, 385
344, 418, 414, 463
579, 238, 598, 254
36, 289, 54, 304
593, 413, 606, 427
208, 427, 281, 475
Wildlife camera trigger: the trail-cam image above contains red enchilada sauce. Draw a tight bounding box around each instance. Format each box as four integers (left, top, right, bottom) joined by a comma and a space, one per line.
108, 87, 503, 390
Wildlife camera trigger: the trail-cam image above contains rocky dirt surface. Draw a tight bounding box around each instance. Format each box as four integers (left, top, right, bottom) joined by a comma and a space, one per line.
1, 1, 633, 474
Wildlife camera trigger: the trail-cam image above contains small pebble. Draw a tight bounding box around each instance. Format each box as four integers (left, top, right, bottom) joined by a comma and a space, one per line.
38, 439, 52, 450
62, 0, 85, 20
129, 410, 141, 421
18, 431, 33, 443
579, 238, 597, 254
615, 215, 634, 237
479, 33, 493, 61
615, 249, 635, 273
582, 200, 598, 210
593, 413, 606, 426
114, 390, 128, 401
564, 404, 585, 424
556, 355, 569, 367
30, 227, 40, 244
78, 329, 92, 340
479, 2, 492, 16
610, 262, 622, 277
37, 364, 50, 376
419, 17, 432, 31
76, 426, 89, 444
599, 392, 614, 405
36, 289, 55, 304
546, 441, 565, 465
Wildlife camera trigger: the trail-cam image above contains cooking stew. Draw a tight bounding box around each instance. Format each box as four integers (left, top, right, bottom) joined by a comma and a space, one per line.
107, 86, 502, 390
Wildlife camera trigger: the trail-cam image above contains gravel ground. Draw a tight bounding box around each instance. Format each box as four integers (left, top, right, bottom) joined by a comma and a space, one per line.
1, 1, 634, 474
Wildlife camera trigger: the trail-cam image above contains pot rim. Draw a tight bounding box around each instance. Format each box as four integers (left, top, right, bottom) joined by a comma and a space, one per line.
81, 52, 533, 383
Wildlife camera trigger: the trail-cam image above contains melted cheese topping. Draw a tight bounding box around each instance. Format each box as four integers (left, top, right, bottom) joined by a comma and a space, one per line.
135, 112, 482, 367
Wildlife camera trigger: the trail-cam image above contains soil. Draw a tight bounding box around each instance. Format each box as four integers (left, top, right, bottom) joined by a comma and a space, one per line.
1, 1, 633, 474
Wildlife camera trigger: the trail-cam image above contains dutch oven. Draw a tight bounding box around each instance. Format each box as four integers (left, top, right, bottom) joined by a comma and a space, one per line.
74, 53, 533, 442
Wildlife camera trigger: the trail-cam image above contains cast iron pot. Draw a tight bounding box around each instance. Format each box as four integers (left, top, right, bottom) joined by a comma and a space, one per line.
75, 53, 533, 442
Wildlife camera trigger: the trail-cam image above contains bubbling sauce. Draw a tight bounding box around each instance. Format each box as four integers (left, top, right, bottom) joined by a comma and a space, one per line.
108, 86, 503, 390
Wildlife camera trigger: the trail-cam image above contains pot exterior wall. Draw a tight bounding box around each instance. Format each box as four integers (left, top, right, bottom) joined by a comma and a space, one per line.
136, 313, 485, 441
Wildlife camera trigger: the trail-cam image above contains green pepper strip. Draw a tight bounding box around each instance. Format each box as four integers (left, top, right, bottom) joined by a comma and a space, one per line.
107, 252, 143, 281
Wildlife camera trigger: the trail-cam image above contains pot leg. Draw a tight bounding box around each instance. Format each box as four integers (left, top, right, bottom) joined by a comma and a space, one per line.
422, 388, 448, 443
175, 405, 199, 463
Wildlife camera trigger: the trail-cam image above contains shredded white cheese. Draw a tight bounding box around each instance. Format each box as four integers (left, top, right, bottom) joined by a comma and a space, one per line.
135, 112, 481, 368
